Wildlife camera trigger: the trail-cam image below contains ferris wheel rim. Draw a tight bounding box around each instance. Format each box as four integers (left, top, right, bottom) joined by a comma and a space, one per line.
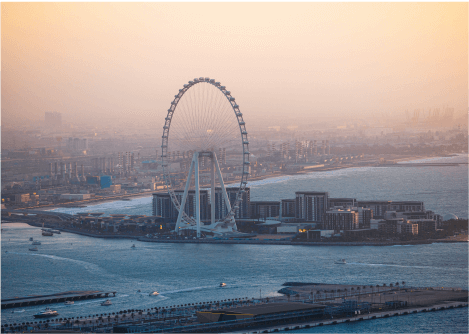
161, 77, 250, 224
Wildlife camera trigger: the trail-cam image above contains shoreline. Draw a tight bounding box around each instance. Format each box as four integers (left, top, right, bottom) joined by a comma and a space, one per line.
33, 153, 463, 212
18, 222, 467, 246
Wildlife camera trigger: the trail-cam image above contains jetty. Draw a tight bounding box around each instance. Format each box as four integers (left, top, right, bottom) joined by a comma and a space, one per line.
1, 290, 116, 309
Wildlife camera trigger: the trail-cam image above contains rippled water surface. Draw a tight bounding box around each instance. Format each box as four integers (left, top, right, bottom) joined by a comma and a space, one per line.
2, 154, 468, 332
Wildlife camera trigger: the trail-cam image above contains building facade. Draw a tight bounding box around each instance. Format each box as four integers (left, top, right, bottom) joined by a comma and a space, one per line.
295, 191, 329, 222
214, 187, 250, 220
280, 199, 295, 218
323, 209, 359, 230
356, 200, 425, 219
250, 201, 280, 219
329, 198, 357, 208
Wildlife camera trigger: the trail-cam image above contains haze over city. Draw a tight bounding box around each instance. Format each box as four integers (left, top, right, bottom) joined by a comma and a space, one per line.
1, 3, 468, 334
1, 2, 467, 130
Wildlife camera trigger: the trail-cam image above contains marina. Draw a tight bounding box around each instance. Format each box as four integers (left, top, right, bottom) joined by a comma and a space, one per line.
1, 283, 466, 333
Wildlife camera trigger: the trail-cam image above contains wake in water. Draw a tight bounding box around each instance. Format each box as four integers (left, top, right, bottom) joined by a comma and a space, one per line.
159, 285, 223, 295
347, 262, 466, 271
6, 251, 114, 278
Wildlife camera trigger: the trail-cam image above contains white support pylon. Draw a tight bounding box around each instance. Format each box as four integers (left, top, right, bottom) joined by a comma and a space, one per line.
194, 152, 200, 238
213, 152, 232, 219
175, 154, 196, 232
174, 151, 235, 236
211, 153, 216, 225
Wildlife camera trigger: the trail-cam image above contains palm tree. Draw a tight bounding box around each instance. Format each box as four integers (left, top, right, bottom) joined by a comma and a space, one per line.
376, 284, 380, 293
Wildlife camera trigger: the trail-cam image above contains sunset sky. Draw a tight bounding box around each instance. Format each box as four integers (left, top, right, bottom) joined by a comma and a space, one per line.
1, 2, 467, 128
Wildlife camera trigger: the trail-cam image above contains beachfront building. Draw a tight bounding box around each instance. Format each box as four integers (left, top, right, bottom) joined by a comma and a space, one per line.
214, 187, 250, 220
323, 208, 359, 230
250, 201, 280, 220
328, 198, 357, 209
356, 200, 425, 219
280, 199, 295, 219
295, 191, 329, 222
152, 190, 209, 221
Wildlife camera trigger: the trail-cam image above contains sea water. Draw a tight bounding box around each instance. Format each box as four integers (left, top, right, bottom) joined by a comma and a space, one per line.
2, 154, 468, 332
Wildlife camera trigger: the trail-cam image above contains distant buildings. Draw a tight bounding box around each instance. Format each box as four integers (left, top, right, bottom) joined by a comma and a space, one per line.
66, 138, 88, 153
44, 111, 62, 128
152, 185, 441, 238
357, 201, 425, 219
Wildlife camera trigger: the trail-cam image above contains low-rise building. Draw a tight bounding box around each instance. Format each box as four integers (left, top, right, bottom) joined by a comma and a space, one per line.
323, 208, 359, 230
59, 193, 91, 201
307, 229, 335, 240
407, 219, 436, 233
250, 201, 280, 219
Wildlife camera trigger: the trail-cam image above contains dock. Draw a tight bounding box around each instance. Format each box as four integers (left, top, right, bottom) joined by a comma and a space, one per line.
1, 290, 116, 309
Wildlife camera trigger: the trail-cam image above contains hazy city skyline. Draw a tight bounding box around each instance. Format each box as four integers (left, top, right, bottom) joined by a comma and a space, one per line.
2, 2, 467, 129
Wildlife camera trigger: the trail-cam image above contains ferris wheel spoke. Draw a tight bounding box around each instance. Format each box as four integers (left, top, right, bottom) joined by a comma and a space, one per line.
162, 79, 249, 235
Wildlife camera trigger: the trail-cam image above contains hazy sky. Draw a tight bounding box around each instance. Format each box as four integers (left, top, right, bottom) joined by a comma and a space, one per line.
1, 3, 467, 128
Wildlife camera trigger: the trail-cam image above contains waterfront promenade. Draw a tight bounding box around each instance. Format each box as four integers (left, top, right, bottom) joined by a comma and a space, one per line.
2, 284, 466, 333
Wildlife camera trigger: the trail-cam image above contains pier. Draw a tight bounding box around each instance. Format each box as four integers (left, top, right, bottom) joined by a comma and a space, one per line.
2, 283, 466, 333
1, 290, 116, 309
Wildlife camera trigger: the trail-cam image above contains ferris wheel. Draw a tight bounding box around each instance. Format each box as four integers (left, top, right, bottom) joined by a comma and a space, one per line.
161, 77, 250, 237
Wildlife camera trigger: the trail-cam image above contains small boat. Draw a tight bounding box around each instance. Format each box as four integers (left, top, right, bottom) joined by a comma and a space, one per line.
149, 291, 159, 296
64, 301, 74, 305
29, 237, 34, 241
131, 244, 136, 249
42, 231, 53, 236
12, 309, 25, 313
101, 300, 112, 306
32, 241, 41, 245
29, 246, 38, 251
334, 259, 346, 264
34, 308, 59, 318
137, 290, 141, 292
219, 283, 227, 287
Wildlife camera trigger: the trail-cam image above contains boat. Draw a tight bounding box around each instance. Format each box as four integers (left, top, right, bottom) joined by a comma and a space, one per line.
137, 290, 141, 292
12, 309, 25, 313
149, 291, 159, 296
64, 301, 74, 305
29, 246, 38, 251
219, 283, 227, 287
334, 259, 346, 264
131, 244, 136, 249
32, 241, 41, 245
42, 231, 53, 236
33, 308, 59, 318
29, 237, 34, 241
101, 300, 112, 306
